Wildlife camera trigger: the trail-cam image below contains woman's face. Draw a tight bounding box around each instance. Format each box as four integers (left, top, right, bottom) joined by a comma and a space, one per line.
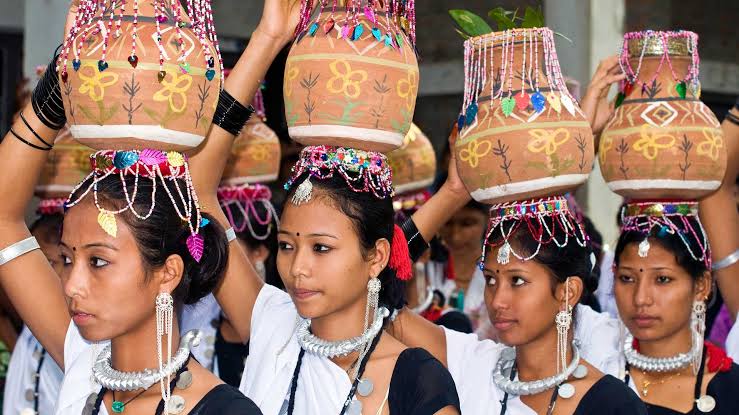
482, 246, 568, 347
277, 193, 387, 319
440, 207, 487, 253
59, 201, 163, 342
614, 241, 709, 342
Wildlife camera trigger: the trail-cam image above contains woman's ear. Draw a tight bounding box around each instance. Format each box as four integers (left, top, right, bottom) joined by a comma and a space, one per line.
155, 254, 185, 294
694, 270, 712, 302
555, 276, 584, 309
367, 238, 391, 279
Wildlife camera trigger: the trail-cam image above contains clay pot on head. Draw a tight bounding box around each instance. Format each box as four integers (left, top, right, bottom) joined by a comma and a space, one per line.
599, 30, 726, 199
58, 0, 222, 151
284, 1, 418, 152
221, 118, 281, 186
454, 28, 594, 204
36, 128, 93, 198
387, 123, 436, 195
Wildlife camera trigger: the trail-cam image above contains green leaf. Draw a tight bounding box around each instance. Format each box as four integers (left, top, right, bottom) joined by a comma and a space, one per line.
521, 6, 545, 28
449, 9, 493, 37
454, 28, 471, 40
488, 7, 516, 31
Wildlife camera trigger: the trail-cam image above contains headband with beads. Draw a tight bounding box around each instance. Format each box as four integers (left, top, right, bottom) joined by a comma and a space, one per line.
481, 196, 589, 267
295, 0, 416, 49
458, 27, 581, 133
284, 145, 394, 205
57, 0, 223, 85
620, 201, 710, 268
218, 184, 279, 241
65, 149, 206, 262
616, 30, 700, 105
37, 198, 67, 216
392, 190, 431, 222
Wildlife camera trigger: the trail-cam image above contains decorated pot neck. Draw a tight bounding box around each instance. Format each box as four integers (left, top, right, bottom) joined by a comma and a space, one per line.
624, 30, 697, 57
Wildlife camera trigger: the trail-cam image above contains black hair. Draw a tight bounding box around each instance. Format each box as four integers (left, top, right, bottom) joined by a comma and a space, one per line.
614, 216, 709, 280
487, 216, 599, 304
30, 213, 64, 245
70, 174, 228, 305
232, 200, 283, 290
287, 174, 406, 311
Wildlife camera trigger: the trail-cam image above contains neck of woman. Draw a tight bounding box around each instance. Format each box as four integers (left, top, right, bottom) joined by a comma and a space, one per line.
309, 295, 380, 369
515, 327, 574, 382
636, 325, 694, 359
109, 315, 183, 401
451, 248, 481, 286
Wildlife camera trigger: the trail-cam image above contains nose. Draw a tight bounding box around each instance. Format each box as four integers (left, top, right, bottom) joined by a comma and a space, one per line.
289, 245, 313, 283
62, 262, 88, 301
489, 280, 511, 314
633, 277, 654, 308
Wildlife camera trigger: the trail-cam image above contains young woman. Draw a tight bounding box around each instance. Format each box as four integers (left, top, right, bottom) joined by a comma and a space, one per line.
614, 202, 739, 414
3, 212, 64, 415
0, 1, 273, 413
389, 197, 646, 415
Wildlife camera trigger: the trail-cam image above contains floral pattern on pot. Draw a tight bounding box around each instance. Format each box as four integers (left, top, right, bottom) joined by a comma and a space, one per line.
387, 123, 436, 195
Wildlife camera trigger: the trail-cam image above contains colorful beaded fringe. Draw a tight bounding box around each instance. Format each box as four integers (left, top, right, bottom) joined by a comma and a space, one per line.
481, 196, 588, 266
65, 149, 206, 262
458, 27, 579, 132
295, 0, 416, 49
616, 30, 700, 106
57, 0, 223, 85
37, 198, 67, 216
620, 200, 710, 268
284, 145, 394, 203
218, 184, 278, 241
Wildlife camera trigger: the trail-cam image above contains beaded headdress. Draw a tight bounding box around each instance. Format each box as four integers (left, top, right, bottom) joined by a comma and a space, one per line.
392, 190, 430, 222
620, 201, 710, 268
284, 145, 394, 205
218, 184, 278, 241
65, 149, 206, 262
616, 30, 700, 106
481, 196, 588, 266
295, 0, 416, 48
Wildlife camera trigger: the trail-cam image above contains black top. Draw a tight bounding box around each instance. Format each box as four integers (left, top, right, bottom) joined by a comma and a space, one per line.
190, 384, 263, 414
389, 348, 461, 415
435, 310, 473, 333
642, 363, 739, 415
214, 320, 250, 387
575, 375, 647, 415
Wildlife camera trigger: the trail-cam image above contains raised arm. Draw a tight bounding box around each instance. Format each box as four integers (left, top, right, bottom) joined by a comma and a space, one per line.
700, 104, 739, 316
0, 100, 70, 368
188, 0, 300, 342
389, 133, 472, 366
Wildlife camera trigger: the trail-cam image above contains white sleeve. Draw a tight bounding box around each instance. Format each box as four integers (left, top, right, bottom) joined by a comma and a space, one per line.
444, 327, 502, 396
63, 322, 91, 373
574, 304, 624, 377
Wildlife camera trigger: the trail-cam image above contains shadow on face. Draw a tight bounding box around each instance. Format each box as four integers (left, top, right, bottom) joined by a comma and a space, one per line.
614, 241, 709, 342
60, 200, 160, 342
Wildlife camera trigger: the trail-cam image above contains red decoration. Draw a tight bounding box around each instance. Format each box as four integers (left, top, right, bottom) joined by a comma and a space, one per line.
389, 224, 412, 280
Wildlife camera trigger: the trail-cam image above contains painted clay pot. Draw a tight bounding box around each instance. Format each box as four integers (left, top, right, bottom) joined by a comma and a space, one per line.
221, 118, 281, 186
454, 28, 594, 204
387, 123, 436, 195
599, 31, 726, 199
284, 6, 418, 152
58, 1, 222, 151
36, 128, 93, 198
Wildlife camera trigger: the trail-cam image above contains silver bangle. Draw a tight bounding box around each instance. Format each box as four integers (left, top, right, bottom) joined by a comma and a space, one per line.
0, 237, 41, 266
713, 248, 739, 271
225, 227, 237, 243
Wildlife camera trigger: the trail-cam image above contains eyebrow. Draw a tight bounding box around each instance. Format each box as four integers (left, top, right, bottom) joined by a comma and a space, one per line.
482, 267, 527, 274
277, 230, 338, 239
60, 242, 119, 251
619, 265, 672, 271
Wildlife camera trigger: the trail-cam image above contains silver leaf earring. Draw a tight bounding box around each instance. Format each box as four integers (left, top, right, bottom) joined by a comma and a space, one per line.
156, 292, 174, 413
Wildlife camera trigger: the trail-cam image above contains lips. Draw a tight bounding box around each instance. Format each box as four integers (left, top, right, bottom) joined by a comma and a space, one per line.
492, 319, 517, 331
632, 314, 659, 328
71, 309, 94, 325
292, 288, 320, 301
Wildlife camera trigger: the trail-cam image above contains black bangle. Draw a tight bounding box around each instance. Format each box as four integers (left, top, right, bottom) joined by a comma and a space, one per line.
401, 217, 429, 263
19, 111, 54, 148
31, 55, 66, 130
726, 111, 739, 126
213, 88, 254, 136
9, 128, 52, 151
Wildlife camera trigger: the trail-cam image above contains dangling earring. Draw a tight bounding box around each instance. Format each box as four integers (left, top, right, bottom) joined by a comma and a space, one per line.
555, 278, 573, 373
254, 260, 266, 281
365, 276, 381, 330
691, 299, 706, 376
156, 292, 174, 412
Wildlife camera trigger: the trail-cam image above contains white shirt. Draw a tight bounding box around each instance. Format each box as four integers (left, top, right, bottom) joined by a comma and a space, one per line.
596, 250, 620, 320
180, 294, 222, 375
727, 317, 739, 362
240, 285, 361, 415
445, 304, 623, 415
3, 326, 64, 415
54, 323, 109, 415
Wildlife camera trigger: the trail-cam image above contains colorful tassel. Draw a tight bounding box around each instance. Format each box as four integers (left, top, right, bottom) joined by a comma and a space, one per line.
389, 224, 412, 281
